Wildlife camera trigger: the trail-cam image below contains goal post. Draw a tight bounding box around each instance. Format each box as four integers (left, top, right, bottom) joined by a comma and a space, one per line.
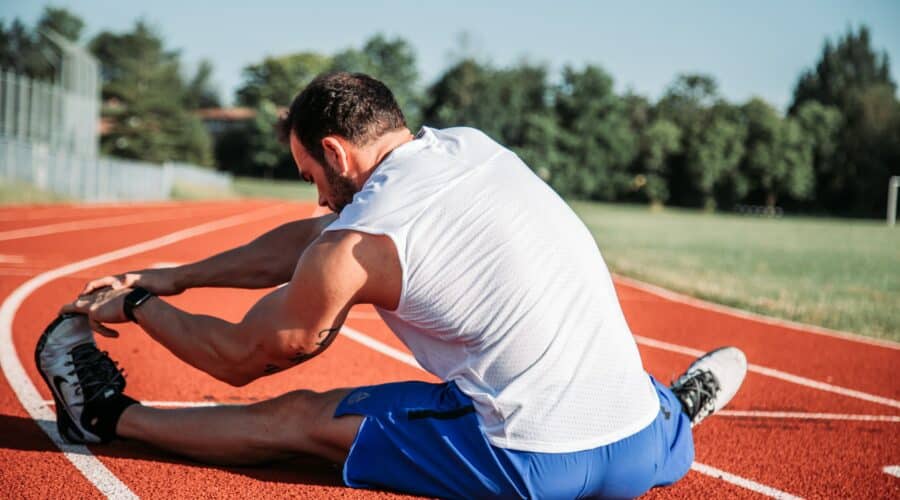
889, 176, 899, 226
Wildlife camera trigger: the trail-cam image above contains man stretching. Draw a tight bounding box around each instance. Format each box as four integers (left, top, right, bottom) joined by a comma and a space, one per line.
37, 72, 746, 498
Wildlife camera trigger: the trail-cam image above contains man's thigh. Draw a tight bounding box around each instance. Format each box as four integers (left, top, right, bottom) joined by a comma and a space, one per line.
253, 387, 363, 463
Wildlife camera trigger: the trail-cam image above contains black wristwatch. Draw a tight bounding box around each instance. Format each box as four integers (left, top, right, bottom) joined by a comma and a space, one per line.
124, 287, 155, 323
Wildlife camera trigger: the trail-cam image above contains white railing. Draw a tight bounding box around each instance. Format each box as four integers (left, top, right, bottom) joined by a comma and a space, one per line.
0, 136, 232, 202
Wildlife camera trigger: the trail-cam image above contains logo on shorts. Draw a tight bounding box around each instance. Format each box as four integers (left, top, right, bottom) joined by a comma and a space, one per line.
347, 391, 370, 405
661, 406, 671, 420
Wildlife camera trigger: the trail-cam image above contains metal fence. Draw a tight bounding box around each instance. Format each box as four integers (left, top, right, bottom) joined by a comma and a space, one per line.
1, 136, 232, 202
0, 69, 99, 158
0, 57, 233, 202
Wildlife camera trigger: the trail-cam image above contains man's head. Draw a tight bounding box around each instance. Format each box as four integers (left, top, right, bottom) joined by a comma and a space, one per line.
278, 72, 408, 212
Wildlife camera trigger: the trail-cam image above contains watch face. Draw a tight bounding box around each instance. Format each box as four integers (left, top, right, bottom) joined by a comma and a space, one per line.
125, 288, 154, 322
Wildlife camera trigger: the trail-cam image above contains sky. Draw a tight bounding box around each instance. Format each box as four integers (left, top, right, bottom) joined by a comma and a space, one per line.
3, 1, 899, 110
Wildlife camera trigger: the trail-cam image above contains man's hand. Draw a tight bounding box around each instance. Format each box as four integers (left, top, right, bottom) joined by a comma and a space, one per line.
81, 268, 183, 297
60, 287, 133, 338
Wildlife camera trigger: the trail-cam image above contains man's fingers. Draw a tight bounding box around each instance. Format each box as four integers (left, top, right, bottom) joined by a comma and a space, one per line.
81, 276, 119, 295
59, 298, 90, 315
90, 318, 119, 338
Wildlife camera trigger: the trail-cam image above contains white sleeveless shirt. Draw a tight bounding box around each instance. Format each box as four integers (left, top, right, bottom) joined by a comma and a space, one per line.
324, 127, 658, 453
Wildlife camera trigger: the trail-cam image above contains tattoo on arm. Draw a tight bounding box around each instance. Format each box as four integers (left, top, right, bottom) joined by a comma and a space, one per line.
263, 364, 281, 374
289, 327, 341, 364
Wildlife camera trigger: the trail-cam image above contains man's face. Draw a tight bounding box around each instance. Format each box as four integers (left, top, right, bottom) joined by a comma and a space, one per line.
289, 133, 358, 213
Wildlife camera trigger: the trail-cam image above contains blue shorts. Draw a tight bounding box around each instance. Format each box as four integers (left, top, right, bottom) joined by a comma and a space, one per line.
334, 375, 694, 499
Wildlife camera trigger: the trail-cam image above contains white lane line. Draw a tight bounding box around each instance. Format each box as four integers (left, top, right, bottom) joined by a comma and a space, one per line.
690, 462, 802, 499
884, 466, 900, 479
614, 274, 900, 350
55, 400, 225, 408
340, 324, 799, 498
718, 410, 900, 422
634, 335, 900, 410
0, 203, 293, 498
149, 262, 182, 269
0, 207, 228, 242
342, 326, 421, 369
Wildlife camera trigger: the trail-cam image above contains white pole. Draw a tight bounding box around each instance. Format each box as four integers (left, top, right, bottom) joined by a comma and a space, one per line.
889, 176, 899, 227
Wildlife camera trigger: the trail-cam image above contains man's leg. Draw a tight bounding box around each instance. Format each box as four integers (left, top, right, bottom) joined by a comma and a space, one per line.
116, 388, 363, 465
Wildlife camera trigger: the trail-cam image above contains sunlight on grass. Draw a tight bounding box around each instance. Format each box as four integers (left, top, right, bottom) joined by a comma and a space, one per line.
573, 201, 900, 341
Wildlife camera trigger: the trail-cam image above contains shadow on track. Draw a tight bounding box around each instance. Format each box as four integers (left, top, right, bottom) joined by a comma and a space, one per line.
0, 413, 344, 487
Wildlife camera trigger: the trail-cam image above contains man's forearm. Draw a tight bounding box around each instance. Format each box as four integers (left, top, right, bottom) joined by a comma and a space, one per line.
132, 297, 255, 386
175, 214, 337, 290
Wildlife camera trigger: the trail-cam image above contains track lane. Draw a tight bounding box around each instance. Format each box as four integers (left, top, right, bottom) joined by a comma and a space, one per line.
617, 283, 898, 400
0, 201, 303, 499
2, 201, 422, 499
2, 200, 899, 498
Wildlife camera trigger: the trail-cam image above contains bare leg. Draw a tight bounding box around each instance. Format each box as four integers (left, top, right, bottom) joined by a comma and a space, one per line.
115, 388, 363, 466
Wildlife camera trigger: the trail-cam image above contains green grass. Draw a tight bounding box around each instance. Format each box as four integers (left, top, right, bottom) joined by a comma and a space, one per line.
171, 177, 318, 202
231, 177, 318, 201
571, 201, 900, 341
0, 179, 71, 204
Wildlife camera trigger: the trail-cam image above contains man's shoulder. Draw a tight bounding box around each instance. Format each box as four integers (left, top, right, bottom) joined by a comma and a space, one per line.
306, 229, 401, 309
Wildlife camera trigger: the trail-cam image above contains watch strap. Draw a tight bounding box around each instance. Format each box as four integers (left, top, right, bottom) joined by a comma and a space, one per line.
124, 287, 154, 323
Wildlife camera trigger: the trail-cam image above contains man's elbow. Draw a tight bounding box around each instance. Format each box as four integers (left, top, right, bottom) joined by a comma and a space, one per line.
209, 348, 258, 387
215, 368, 255, 388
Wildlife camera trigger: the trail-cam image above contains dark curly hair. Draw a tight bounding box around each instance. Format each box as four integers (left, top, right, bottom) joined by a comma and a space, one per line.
278, 72, 407, 166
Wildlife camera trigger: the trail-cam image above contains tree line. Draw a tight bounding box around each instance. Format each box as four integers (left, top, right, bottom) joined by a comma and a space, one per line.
3, 7, 898, 217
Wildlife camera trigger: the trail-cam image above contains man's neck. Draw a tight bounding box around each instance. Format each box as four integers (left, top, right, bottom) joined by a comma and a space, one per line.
355, 128, 415, 186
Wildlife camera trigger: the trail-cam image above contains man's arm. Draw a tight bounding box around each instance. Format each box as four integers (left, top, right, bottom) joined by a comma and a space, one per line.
123, 229, 400, 386
81, 214, 337, 296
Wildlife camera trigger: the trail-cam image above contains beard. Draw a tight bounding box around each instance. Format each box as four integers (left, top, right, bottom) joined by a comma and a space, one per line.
322, 160, 359, 213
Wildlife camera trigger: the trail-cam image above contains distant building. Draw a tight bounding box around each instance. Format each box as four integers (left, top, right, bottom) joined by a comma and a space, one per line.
194, 107, 257, 139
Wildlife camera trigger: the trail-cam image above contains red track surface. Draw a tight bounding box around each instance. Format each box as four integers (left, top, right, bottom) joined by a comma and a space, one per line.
0, 200, 897, 499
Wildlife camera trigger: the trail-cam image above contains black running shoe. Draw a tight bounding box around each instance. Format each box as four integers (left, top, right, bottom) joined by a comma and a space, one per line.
35, 313, 136, 443
670, 346, 747, 426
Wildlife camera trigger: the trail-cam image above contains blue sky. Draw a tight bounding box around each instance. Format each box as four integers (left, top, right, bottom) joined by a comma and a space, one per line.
4, 1, 899, 110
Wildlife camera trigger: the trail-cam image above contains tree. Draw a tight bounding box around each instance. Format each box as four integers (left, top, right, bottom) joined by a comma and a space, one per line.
37, 7, 84, 42
551, 65, 639, 200
657, 74, 747, 209
686, 108, 747, 210
790, 26, 895, 113
790, 25, 899, 216
636, 118, 681, 205
90, 21, 213, 165
249, 99, 284, 178
332, 35, 421, 124
183, 59, 221, 109
0, 6, 85, 80
235, 52, 331, 107
740, 98, 814, 208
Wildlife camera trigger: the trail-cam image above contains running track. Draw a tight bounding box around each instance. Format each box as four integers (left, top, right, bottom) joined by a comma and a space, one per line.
0, 200, 897, 499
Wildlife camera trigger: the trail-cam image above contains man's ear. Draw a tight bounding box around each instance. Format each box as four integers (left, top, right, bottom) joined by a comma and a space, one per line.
321, 136, 351, 175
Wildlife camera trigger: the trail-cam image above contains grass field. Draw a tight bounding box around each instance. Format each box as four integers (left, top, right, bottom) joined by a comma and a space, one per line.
573, 202, 900, 341
3, 178, 896, 340
0, 180, 71, 204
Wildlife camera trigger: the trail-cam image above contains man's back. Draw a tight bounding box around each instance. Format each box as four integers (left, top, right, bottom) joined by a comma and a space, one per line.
326, 126, 659, 452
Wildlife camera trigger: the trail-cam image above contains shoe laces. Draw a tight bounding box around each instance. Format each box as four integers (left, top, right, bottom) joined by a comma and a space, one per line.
671, 369, 720, 426
64, 344, 125, 406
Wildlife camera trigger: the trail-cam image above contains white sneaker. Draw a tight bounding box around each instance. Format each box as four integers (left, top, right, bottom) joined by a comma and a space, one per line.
35, 313, 129, 443
669, 346, 747, 426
